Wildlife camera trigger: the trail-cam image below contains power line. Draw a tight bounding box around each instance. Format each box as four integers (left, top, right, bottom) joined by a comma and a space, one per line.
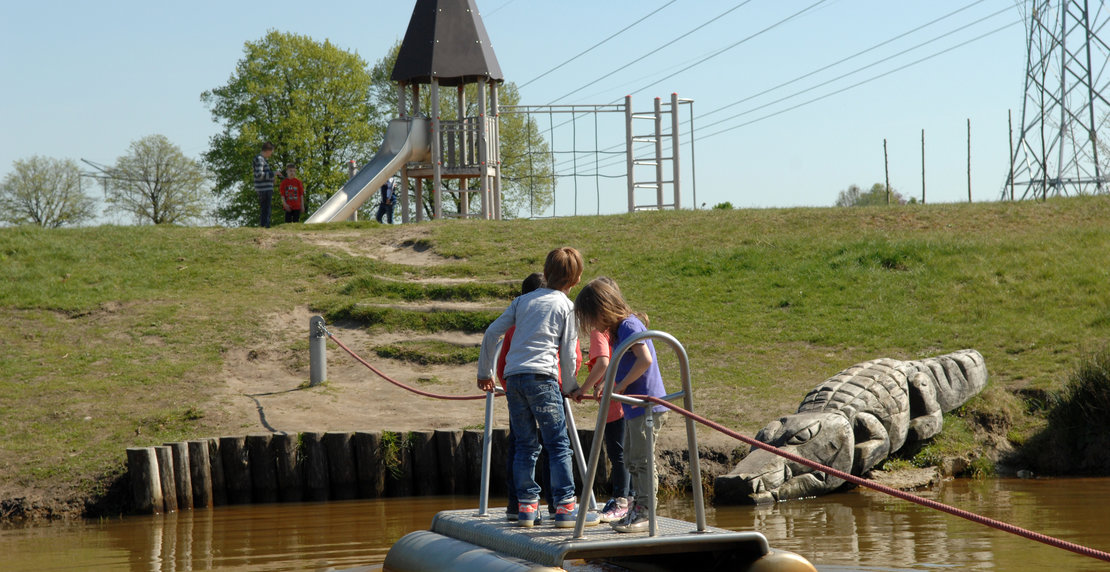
546, 0, 757, 105
519, 0, 677, 90
699, 0, 994, 120
698, 19, 1022, 140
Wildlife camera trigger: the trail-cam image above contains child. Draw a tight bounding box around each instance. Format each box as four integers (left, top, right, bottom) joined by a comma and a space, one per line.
477, 248, 597, 528
375, 177, 396, 224
279, 163, 305, 223
572, 276, 631, 523
574, 277, 667, 533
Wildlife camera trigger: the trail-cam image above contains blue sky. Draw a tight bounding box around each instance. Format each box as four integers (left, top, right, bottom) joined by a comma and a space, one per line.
0, 0, 1029, 220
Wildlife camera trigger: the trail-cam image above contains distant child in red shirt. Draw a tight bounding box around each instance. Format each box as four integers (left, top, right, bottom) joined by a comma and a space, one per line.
279, 164, 305, 223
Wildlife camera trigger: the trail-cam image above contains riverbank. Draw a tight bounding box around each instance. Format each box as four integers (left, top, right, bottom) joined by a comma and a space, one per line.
4, 198, 1108, 523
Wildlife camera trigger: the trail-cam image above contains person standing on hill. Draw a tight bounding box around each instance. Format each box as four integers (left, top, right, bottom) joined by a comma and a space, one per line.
375, 177, 396, 224
253, 142, 276, 228
279, 163, 305, 223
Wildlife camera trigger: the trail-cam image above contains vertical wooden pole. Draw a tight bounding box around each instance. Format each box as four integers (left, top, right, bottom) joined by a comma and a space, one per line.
219, 436, 251, 505
302, 431, 330, 502
207, 438, 227, 506
154, 446, 177, 512
167, 442, 193, 510
921, 129, 926, 204
434, 430, 463, 495
126, 447, 163, 515
1008, 109, 1015, 201
883, 139, 890, 205
273, 432, 304, 502
247, 434, 277, 503
967, 118, 972, 202
410, 430, 439, 496
188, 440, 213, 509
354, 431, 384, 498
324, 432, 357, 500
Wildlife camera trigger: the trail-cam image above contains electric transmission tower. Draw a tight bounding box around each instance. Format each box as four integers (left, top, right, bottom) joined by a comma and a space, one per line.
1006, 0, 1110, 200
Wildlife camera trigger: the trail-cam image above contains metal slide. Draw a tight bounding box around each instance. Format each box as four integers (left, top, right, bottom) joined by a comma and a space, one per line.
304, 117, 430, 224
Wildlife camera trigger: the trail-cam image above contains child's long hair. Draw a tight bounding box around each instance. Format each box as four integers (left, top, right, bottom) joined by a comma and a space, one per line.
575, 277, 647, 338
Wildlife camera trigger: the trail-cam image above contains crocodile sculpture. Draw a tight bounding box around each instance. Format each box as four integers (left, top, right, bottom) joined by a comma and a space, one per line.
715, 349, 987, 504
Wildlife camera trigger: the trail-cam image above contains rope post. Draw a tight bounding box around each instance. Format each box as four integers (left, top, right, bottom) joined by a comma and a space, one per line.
309, 316, 327, 387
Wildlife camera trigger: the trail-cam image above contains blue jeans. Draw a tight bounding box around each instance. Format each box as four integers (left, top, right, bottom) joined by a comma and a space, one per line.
506, 373, 575, 506
505, 425, 553, 511
604, 417, 631, 498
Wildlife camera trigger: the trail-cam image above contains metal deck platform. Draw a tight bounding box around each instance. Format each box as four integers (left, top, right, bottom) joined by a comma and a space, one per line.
429, 509, 771, 568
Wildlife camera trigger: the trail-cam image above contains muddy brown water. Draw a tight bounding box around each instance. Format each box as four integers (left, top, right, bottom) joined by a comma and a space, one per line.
2, 477, 1108, 571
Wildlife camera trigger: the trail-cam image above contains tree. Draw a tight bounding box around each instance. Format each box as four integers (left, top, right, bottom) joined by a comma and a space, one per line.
106, 135, 209, 225
202, 31, 382, 226
835, 183, 907, 207
367, 41, 554, 220
0, 156, 97, 227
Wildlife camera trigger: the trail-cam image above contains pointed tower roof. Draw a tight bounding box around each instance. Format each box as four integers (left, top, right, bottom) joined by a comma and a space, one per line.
391, 0, 503, 87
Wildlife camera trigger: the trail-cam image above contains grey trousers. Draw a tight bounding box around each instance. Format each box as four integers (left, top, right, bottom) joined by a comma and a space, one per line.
624, 410, 665, 509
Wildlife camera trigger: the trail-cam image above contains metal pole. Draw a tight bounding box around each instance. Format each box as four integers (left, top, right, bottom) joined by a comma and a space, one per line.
921, 129, 926, 204
563, 398, 598, 511
309, 316, 326, 387
670, 92, 681, 210
478, 391, 495, 517
654, 97, 664, 209
625, 95, 634, 213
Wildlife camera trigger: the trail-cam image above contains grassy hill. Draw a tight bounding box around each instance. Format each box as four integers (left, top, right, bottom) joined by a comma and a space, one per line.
3, 196, 1110, 514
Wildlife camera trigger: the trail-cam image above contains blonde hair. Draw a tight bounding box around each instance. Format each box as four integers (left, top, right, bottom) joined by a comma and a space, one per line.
544, 247, 583, 291
575, 277, 635, 337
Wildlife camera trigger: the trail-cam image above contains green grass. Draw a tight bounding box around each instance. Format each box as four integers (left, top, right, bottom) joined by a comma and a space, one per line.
3, 196, 1110, 500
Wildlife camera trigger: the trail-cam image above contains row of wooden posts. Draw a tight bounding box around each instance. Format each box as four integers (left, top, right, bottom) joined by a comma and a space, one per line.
126, 428, 606, 514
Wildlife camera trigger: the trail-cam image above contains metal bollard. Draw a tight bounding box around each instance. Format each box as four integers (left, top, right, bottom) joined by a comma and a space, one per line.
309, 316, 327, 386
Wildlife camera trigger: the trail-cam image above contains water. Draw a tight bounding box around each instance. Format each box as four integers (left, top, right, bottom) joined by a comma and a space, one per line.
2, 478, 1108, 571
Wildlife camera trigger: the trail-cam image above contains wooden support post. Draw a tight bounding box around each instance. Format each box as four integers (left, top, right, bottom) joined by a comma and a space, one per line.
247, 434, 277, 503
489, 428, 508, 496
462, 429, 483, 495
384, 431, 413, 498
434, 430, 463, 494
219, 436, 251, 505
207, 438, 227, 506
154, 445, 178, 512
126, 447, 163, 515
324, 432, 357, 500
273, 433, 304, 502
354, 431, 384, 498
188, 440, 213, 509
409, 430, 438, 496
301, 431, 330, 502
167, 442, 193, 510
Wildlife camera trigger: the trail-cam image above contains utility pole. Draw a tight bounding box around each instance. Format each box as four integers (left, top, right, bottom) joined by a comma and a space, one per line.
883, 139, 890, 205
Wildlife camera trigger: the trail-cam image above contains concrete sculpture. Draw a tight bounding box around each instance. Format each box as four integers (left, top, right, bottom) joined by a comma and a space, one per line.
715, 349, 987, 504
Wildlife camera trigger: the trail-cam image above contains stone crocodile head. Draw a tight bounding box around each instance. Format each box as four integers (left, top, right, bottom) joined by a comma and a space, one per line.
715, 411, 854, 503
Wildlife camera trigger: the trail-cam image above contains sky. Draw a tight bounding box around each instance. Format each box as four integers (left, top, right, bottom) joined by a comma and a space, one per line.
0, 0, 1033, 220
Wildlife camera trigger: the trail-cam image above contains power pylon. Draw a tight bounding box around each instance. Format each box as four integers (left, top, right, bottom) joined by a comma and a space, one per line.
1006, 0, 1110, 200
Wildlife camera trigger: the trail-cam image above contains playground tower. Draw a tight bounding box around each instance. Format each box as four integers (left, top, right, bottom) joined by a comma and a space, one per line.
392, 0, 504, 222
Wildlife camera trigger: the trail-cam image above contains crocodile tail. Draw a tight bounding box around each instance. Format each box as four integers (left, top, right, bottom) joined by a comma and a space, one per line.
912, 349, 988, 412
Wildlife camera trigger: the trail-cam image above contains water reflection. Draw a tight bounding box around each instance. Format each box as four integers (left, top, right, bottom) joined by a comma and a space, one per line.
2, 479, 1109, 571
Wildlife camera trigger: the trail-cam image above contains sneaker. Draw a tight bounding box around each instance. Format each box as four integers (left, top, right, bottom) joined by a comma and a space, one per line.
611, 503, 649, 533
517, 502, 540, 528
598, 497, 629, 523
554, 500, 601, 528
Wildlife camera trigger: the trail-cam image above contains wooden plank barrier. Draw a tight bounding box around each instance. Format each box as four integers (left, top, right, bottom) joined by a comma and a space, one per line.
125, 428, 609, 514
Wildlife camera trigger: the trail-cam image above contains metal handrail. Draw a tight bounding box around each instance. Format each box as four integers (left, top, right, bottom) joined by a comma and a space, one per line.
572, 329, 705, 538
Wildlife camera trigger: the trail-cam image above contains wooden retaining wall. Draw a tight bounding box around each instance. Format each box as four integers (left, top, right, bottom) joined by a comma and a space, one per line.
125, 428, 606, 513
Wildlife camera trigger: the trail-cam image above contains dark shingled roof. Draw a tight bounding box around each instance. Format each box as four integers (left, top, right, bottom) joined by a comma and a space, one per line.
391, 0, 504, 86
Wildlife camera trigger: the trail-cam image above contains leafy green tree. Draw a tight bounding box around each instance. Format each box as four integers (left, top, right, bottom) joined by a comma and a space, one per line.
106, 135, 209, 225
0, 156, 97, 227
368, 41, 554, 220
835, 183, 907, 207
202, 31, 382, 226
